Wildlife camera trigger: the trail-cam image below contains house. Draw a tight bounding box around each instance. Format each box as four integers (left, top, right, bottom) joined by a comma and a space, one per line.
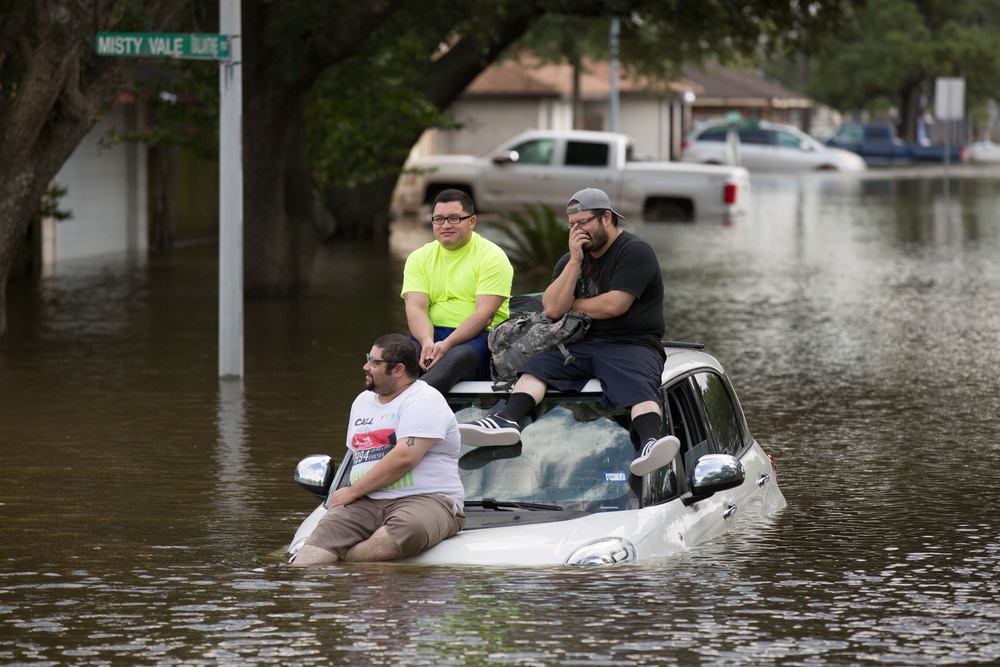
414, 56, 816, 162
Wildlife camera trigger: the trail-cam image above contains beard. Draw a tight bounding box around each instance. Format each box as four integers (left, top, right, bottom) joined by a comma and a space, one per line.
582, 223, 610, 253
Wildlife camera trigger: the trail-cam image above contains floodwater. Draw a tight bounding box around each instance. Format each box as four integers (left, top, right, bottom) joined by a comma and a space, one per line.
3, 166, 1000, 665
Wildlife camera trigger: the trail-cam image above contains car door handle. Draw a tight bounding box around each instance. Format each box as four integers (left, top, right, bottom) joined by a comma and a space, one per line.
722, 504, 737, 520
757, 473, 770, 488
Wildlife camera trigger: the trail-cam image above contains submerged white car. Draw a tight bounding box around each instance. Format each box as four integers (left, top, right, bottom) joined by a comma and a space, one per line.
681, 120, 867, 173
288, 345, 786, 566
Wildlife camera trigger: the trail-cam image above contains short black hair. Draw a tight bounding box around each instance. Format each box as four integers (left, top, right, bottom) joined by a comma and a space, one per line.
372, 333, 419, 378
432, 189, 474, 215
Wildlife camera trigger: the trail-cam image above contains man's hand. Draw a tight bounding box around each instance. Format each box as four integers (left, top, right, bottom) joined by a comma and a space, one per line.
420, 340, 451, 371
568, 224, 589, 263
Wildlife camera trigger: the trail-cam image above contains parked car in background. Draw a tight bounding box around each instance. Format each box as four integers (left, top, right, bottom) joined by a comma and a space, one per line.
680, 120, 867, 173
968, 140, 1000, 164
823, 122, 966, 166
393, 129, 751, 223
288, 344, 787, 567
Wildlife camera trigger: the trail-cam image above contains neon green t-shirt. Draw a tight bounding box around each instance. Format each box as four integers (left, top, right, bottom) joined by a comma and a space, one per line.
401, 233, 513, 329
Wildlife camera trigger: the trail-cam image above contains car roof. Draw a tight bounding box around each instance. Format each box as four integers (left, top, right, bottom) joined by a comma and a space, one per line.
447, 345, 725, 396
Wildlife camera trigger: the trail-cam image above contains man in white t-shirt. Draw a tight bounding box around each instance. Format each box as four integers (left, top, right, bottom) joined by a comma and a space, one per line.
292, 334, 465, 565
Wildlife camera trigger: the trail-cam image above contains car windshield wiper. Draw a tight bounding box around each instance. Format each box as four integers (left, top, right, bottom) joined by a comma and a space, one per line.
466, 498, 563, 511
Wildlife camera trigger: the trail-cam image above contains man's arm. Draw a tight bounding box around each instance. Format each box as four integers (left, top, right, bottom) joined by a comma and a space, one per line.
570, 290, 636, 319
403, 292, 435, 348
328, 435, 438, 507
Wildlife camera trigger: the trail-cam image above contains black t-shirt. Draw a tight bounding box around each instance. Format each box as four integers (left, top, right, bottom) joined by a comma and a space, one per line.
552, 231, 665, 354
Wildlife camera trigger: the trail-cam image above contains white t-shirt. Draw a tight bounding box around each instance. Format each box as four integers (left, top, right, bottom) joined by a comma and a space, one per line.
346, 380, 465, 506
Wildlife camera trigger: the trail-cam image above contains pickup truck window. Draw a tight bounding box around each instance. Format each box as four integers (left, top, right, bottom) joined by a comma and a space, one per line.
511, 139, 555, 165
834, 126, 863, 144
565, 141, 610, 167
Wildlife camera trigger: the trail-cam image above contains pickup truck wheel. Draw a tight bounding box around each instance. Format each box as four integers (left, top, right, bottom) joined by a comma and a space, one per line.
644, 198, 694, 223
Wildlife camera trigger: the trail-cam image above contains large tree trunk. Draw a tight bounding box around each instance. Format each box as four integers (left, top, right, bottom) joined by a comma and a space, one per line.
322, 4, 542, 245
0, 1, 187, 349
898, 78, 924, 143
240, 0, 403, 298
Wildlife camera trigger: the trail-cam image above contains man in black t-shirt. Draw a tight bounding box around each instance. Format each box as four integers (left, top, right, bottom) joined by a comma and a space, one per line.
459, 188, 679, 477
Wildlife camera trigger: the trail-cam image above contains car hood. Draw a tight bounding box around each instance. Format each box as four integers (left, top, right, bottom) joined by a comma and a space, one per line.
404, 505, 682, 566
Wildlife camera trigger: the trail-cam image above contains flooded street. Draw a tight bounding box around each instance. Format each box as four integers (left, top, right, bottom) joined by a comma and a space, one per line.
3, 167, 1000, 665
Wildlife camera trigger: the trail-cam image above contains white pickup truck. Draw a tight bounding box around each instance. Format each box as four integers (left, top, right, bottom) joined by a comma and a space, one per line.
393, 129, 750, 222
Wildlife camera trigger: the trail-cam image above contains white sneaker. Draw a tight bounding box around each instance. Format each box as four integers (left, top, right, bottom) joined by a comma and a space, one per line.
630, 436, 681, 476
459, 416, 522, 447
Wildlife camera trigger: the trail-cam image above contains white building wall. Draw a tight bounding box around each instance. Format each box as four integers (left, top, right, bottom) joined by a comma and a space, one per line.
47, 103, 147, 266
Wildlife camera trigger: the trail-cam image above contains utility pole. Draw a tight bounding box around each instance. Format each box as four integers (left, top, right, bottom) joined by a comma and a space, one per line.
218, 0, 243, 378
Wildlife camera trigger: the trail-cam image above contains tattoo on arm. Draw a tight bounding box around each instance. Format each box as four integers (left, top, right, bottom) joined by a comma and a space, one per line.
405, 436, 416, 447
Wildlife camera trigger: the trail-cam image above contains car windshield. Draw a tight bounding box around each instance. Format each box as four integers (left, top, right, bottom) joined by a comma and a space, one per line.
449, 393, 639, 512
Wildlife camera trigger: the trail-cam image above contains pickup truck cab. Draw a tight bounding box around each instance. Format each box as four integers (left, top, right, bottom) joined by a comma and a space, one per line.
394, 129, 750, 223
823, 122, 966, 166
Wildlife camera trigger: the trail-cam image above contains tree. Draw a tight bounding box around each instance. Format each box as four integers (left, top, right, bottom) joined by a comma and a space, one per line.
0, 0, 188, 349
806, 0, 1000, 140
1, 0, 859, 348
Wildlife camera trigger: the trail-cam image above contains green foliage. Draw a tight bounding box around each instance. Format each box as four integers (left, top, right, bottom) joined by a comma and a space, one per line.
807, 0, 1000, 128
307, 38, 458, 190
490, 206, 568, 272
40, 184, 72, 222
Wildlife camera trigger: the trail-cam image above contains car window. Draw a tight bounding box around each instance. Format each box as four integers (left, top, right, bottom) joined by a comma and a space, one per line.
697, 127, 727, 142
775, 130, 807, 148
565, 141, 610, 167
692, 372, 746, 455
447, 394, 638, 512
737, 129, 773, 145
511, 139, 554, 165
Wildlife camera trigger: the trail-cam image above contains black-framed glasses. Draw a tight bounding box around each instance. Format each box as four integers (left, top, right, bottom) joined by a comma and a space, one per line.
430, 214, 474, 226
366, 353, 399, 366
565, 213, 599, 229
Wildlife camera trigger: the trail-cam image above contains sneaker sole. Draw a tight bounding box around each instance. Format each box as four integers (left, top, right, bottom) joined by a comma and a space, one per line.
458, 423, 521, 447
630, 436, 681, 476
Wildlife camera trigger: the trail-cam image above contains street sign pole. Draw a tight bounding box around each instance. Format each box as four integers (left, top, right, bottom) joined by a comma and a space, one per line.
218, 0, 244, 378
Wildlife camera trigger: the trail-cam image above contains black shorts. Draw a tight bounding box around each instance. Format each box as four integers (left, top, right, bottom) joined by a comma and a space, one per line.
519, 338, 663, 410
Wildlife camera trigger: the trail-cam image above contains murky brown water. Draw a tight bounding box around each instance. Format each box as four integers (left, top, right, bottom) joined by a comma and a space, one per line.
3, 167, 1000, 665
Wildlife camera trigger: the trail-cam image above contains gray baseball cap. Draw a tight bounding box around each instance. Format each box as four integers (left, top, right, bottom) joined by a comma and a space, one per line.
567, 187, 624, 220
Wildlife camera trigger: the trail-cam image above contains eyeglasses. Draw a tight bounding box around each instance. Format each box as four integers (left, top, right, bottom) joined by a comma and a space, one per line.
365, 353, 399, 366
431, 214, 474, 226
565, 213, 600, 229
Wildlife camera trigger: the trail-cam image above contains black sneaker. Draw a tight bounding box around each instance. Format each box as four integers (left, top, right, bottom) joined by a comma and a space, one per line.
630, 436, 680, 476
459, 416, 522, 447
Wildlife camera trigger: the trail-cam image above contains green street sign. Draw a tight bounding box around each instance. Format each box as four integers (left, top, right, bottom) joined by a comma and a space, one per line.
95, 32, 230, 60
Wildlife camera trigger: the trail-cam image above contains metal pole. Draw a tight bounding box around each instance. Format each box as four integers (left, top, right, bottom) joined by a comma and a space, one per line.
609, 17, 619, 133
218, 0, 243, 377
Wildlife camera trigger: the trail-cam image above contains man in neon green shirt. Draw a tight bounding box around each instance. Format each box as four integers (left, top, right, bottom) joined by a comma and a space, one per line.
402, 189, 513, 392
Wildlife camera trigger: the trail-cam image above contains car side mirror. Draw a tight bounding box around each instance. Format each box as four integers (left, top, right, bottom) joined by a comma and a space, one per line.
682, 454, 745, 505
492, 150, 519, 164
294, 454, 334, 500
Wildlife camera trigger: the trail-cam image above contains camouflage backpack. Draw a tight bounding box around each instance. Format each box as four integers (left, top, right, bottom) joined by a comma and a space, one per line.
488, 297, 591, 389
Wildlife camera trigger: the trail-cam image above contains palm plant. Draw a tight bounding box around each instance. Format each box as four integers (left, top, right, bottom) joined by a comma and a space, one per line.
490, 205, 568, 272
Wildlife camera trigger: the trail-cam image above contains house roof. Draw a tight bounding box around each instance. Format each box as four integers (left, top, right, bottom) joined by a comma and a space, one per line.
464, 56, 695, 99
461, 55, 811, 109
681, 65, 812, 109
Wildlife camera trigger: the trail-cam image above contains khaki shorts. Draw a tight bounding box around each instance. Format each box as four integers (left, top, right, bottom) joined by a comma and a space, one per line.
304, 494, 466, 560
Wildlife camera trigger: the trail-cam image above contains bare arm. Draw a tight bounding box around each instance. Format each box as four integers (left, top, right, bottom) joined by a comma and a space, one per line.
328, 435, 438, 507
570, 290, 636, 319
403, 292, 435, 348
542, 224, 589, 319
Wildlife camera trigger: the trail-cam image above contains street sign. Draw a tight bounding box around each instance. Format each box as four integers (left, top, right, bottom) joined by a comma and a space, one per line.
934, 77, 965, 120
95, 32, 230, 60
